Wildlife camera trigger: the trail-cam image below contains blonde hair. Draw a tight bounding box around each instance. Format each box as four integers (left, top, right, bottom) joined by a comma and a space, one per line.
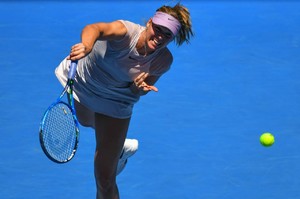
157, 3, 194, 46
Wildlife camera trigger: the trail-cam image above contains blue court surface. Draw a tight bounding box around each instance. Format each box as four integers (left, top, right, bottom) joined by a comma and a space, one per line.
1, 1, 300, 199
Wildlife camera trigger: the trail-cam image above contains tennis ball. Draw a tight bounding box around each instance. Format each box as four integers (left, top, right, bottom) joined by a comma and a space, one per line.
260, 132, 275, 147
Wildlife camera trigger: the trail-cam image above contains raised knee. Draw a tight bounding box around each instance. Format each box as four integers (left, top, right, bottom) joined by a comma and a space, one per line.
74, 101, 95, 128
78, 119, 94, 128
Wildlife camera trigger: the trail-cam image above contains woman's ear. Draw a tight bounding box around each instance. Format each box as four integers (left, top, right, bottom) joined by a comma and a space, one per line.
146, 19, 152, 28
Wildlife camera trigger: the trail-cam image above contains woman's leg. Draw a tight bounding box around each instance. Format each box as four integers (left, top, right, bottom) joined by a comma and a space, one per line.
74, 100, 95, 128
94, 113, 131, 199
74, 100, 132, 198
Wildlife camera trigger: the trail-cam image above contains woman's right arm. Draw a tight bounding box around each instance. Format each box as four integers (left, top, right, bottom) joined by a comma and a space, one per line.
69, 20, 127, 60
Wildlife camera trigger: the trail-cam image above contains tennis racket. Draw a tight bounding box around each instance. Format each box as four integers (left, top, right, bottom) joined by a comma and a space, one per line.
39, 61, 80, 163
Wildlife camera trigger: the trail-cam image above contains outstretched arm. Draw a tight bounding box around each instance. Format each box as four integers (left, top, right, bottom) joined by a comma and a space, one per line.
69, 21, 127, 60
130, 72, 160, 95
130, 49, 173, 95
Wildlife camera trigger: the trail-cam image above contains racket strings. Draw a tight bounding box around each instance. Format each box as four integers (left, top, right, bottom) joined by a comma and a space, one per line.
41, 103, 78, 162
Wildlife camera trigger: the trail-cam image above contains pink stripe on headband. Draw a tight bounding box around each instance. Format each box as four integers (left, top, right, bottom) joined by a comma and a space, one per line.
152, 11, 181, 36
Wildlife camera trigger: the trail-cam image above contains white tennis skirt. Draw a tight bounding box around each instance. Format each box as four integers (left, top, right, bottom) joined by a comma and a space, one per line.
55, 58, 139, 119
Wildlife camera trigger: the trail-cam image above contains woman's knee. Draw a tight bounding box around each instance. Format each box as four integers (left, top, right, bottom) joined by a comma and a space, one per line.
94, 159, 117, 194
95, 174, 117, 193
74, 100, 95, 128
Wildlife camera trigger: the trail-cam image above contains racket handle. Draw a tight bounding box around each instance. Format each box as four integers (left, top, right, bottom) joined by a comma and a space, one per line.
68, 61, 78, 80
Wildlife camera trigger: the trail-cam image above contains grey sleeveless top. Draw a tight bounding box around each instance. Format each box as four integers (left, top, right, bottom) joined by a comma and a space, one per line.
55, 20, 172, 118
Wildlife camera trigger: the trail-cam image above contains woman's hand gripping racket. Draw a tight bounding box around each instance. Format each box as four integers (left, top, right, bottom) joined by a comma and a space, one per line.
39, 61, 79, 163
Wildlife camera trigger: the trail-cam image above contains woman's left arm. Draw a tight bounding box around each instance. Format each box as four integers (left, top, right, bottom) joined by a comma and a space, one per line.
130, 73, 159, 95
131, 48, 173, 95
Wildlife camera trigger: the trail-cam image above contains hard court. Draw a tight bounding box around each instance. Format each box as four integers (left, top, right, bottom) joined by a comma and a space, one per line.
0, 1, 300, 199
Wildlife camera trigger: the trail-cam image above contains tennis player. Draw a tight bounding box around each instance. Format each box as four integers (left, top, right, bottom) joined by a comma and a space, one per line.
55, 3, 193, 199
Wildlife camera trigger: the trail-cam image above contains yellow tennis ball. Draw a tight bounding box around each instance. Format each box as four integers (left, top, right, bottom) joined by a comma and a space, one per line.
260, 132, 275, 147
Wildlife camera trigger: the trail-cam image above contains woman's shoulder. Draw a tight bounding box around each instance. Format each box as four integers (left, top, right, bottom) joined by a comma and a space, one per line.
118, 20, 143, 32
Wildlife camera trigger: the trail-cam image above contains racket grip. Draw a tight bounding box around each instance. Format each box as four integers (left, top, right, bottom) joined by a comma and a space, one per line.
68, 61, 78, 80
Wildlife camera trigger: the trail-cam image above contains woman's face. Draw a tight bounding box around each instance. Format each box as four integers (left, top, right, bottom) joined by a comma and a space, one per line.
145, 21, 174, 52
